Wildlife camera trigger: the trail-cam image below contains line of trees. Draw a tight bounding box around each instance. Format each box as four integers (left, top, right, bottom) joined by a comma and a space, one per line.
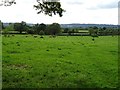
2, 21, 61, 36
1, 21, 119, 36
88, 26, 119, 36
62, 26, 119, 36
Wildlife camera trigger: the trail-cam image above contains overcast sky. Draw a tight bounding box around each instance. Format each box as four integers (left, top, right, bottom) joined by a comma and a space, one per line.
0, 0, 119, 25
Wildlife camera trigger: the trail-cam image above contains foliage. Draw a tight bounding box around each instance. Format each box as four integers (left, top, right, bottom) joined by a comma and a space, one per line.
68, 30, 72, 36
98, 27, 118, 36
34, 1, 65, 17
0, 20, 2, 31
33, 23, 46, 34
26, 26, 34, 34
88, 27, 98, 36
46, 23, 61, 35
63, 28, 69, 33
0, 0, 16, 6
0, 21, 5, 30
39, 23, 46, 32
33, 23, 40, 34
1, 0, 65, 17
3, 23, 14, 34
14, 21, 27, 34
39, 30, 44, 36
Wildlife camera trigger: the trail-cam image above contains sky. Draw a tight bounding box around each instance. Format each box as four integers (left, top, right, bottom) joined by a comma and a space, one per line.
0, 0, 119, 25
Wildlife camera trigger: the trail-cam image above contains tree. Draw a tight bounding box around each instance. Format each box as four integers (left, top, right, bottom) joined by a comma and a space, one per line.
102, 27, 108, 35
0, 20, 2, 32
1, 0, 65, 17
33, 23, 40, 34
46, 23, 61, 35
39, 30, 44, 37
98, 27, 103, 36
88, 26, 98, 36
14, 21, 27, 34
34, 1, 65, 17
118, 28, 120, 35
0, 0, 16, 6
68, 30, 72, 36
88, 27, 94, 36
88, 26, 98, 42
63, 28, 69, 33
39, 23, 46, 33
93, 26, 98, 30
26, 25, 34, 34
14, 23, 21, 33
0, 21, 5, 31
103, 27, 106, 30
3, 23, 14, 36
33, 23, 46, 34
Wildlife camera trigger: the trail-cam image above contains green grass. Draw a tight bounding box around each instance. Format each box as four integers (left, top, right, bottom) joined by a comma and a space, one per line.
0, 35, 2, 89
2, 35, 118, 88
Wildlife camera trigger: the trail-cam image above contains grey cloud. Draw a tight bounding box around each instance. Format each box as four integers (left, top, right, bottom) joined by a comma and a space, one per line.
98, 1, 118, 9
88, 1, 118, 10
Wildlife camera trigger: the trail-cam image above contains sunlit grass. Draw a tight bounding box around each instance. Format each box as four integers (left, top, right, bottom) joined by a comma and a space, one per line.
2, 35, 118, 88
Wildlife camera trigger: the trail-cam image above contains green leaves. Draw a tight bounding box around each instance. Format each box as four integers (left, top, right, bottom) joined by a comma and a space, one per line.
0, 0, 16, 6
46, 23, 61, 35
1, 0, 65, 17
3, 23, 14, 34
34, 1, 65, 17
14, 21, 28, 34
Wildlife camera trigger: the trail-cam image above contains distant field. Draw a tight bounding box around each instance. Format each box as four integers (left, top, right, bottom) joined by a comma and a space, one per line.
2, 35, 118, 88
78, 30, 89, 32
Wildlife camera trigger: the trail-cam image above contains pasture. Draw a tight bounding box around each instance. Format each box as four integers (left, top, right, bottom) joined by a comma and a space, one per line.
2, 35, 118, 88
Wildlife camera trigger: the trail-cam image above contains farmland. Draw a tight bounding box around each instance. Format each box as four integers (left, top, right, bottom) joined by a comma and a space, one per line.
2, 35, 118, 88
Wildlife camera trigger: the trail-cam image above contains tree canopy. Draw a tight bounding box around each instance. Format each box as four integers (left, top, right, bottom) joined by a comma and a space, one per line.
14, 21, 27, 34
0, 0, 16, 6
34, 1, 65, 17
0, 0, 65, 17
46, 23, 61, 35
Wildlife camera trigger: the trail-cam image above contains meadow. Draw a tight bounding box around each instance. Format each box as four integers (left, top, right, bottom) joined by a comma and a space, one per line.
2, 35, 118, 88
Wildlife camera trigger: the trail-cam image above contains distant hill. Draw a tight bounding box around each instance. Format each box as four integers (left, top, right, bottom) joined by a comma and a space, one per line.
60, 24, 118, 29
3, 22, 118, 29
3, 23, 9, 27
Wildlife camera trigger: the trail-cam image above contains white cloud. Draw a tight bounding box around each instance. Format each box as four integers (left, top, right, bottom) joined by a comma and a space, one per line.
0, 0, 118, 24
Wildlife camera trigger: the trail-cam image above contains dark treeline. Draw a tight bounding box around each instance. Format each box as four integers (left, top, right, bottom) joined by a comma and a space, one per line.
1, 21, 61, 36
14, 22, 61, 36
62, 26, 119, 36
1, 21, 120, 36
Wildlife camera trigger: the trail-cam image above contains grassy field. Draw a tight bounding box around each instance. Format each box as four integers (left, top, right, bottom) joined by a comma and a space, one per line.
2, 35, 118, 88
0, 35, 2, 89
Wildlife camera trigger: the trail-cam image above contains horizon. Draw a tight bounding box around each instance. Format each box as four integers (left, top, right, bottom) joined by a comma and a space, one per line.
2, 21, 118, 25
